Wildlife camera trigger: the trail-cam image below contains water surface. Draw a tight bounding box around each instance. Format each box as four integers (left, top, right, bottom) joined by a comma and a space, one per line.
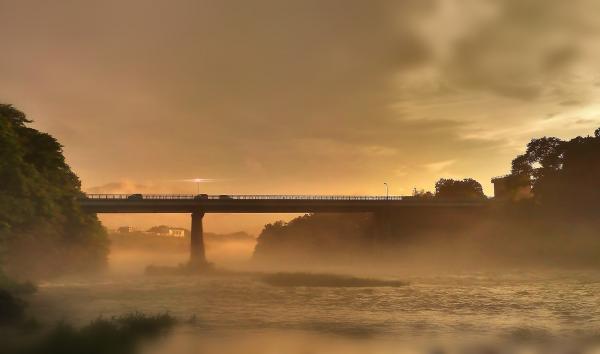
27, 268, 600, 353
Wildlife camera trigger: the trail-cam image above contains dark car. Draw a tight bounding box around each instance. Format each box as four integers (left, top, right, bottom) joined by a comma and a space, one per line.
127, 194, 143, 200
194, 194, 209, 200
218, 195, 232, 200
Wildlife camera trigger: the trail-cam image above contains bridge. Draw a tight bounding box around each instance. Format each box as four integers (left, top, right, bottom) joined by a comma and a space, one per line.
80, 194, 487, 267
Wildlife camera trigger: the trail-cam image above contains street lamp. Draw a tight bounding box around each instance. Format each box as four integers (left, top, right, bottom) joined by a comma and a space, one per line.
384, 182, 389, 199
193, 178, 203, 194
182, 178, 216, 194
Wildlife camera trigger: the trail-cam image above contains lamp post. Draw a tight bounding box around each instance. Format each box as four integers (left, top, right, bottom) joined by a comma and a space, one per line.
384, 182, 389, 199
184, 177, 215, 194
194, 178, 201, 194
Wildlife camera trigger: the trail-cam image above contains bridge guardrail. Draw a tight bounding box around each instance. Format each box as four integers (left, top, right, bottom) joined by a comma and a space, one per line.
82, 194, 405, 201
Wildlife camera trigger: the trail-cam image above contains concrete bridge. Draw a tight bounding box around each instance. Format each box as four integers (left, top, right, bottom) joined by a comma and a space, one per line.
80, 194, 487, 267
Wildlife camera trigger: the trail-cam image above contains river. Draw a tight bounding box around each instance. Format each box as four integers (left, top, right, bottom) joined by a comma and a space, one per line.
26, 256, 600, 354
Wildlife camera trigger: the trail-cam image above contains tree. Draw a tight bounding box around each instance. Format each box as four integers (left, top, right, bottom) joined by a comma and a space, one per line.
539, 132, 600, 209
0, 104, 108, 278
411, 188, 434, 200
510, 137, 565, 195
434, 178, 486, 200
507, 127, 600, 211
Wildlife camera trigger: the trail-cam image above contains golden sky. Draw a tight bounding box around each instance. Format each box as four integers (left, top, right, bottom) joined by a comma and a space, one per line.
2, 0, 600, 233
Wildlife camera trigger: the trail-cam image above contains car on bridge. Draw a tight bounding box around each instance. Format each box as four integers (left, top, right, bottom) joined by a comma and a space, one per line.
127, 194, 143, 200
194, 194, 209, 200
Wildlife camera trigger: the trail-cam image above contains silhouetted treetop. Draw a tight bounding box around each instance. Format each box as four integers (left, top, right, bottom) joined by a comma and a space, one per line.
507, 127, 600, 213
0, 104, 29, 126
434, 178, 486, 200
411, 188, 434, 200
511, 137, 565, 191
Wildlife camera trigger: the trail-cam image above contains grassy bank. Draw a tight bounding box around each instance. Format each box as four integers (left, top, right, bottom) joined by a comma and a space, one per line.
1, 313, 176, 354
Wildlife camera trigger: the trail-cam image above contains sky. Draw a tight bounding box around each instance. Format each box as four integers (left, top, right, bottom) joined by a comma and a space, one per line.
2, 0, 600, 234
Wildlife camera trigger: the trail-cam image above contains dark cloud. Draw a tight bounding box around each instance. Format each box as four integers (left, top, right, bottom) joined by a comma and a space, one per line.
440, 0, 599, 101
560, 100, 582, 106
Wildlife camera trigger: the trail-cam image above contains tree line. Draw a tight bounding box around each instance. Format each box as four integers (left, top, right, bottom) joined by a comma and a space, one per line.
254, 126, 600, 267
0, 104, 108, 280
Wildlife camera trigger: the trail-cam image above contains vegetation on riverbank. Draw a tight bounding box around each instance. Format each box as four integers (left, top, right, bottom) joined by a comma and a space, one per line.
254, 128, 600, 269
1, 313, 176, 354
0, 272, 36, 326
0, 104, 108, 280
0, 104, 116, 350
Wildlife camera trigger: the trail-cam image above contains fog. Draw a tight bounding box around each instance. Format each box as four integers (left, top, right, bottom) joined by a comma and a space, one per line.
103, 215, 600, 279
4, 213, 594, 354
108, 231, 257, 275
4, 0, 600, 352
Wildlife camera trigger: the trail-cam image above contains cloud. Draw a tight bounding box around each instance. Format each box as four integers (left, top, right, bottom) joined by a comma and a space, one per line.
428, 0, 600, 101
359, 146, 398, 157
560, 100, 582, 106
423, 159, 456, 173
85, 179, 193, 194
86, 180, 151, 194
394, 165, 409, 177
1, 0, 600, 212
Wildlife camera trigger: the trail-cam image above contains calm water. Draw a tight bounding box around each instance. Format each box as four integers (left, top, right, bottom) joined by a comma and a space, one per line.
27, 267, 600, 353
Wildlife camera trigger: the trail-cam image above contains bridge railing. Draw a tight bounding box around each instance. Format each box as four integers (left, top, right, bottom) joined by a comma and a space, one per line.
82, 194, 405, 201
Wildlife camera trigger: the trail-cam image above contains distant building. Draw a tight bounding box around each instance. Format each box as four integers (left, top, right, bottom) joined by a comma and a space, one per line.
166, 228, 186, 238
491, 174, 532, 201
117, 226, 134, 233
147, 225, 187, 238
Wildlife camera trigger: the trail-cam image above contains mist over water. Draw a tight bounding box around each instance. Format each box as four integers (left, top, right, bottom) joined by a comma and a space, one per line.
4, 1, 600, 350
24, 234, 600, 354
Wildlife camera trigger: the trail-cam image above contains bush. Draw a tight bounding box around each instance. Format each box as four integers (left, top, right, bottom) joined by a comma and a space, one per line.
0, 104, 108, 279
0, 289, 26, 325
21, 313, 176, 354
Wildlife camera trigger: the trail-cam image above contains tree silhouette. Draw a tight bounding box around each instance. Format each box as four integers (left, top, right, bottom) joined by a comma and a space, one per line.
434, 178, 486, 200
508, 127, 600, 212
411, 188, 434, 200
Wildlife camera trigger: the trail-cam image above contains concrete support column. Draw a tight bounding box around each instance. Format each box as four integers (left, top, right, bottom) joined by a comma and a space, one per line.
190, 211, 207, 266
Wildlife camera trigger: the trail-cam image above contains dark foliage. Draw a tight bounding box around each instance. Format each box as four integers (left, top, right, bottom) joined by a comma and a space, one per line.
0, 272, 36, 295
0, 104, 108, 278
0, 288, 26, 325
0, 272, 37, 327
434, 178, 487, 200
508, 128, 600, 216
410, 188, 434, 200
253, 213, 373, 265
6, 313, 175, 354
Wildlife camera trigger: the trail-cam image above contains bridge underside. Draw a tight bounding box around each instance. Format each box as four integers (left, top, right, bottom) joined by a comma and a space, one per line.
80, 197, 487, 269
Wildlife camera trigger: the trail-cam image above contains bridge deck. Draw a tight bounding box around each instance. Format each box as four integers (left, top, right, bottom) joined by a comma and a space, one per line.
80, 194, 487, 213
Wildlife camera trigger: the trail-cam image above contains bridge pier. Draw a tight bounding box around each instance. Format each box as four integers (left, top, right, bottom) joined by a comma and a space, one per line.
190, 211, 207, 267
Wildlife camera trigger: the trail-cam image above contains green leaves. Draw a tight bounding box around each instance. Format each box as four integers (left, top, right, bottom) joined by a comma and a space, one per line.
0, 104, 108, 278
